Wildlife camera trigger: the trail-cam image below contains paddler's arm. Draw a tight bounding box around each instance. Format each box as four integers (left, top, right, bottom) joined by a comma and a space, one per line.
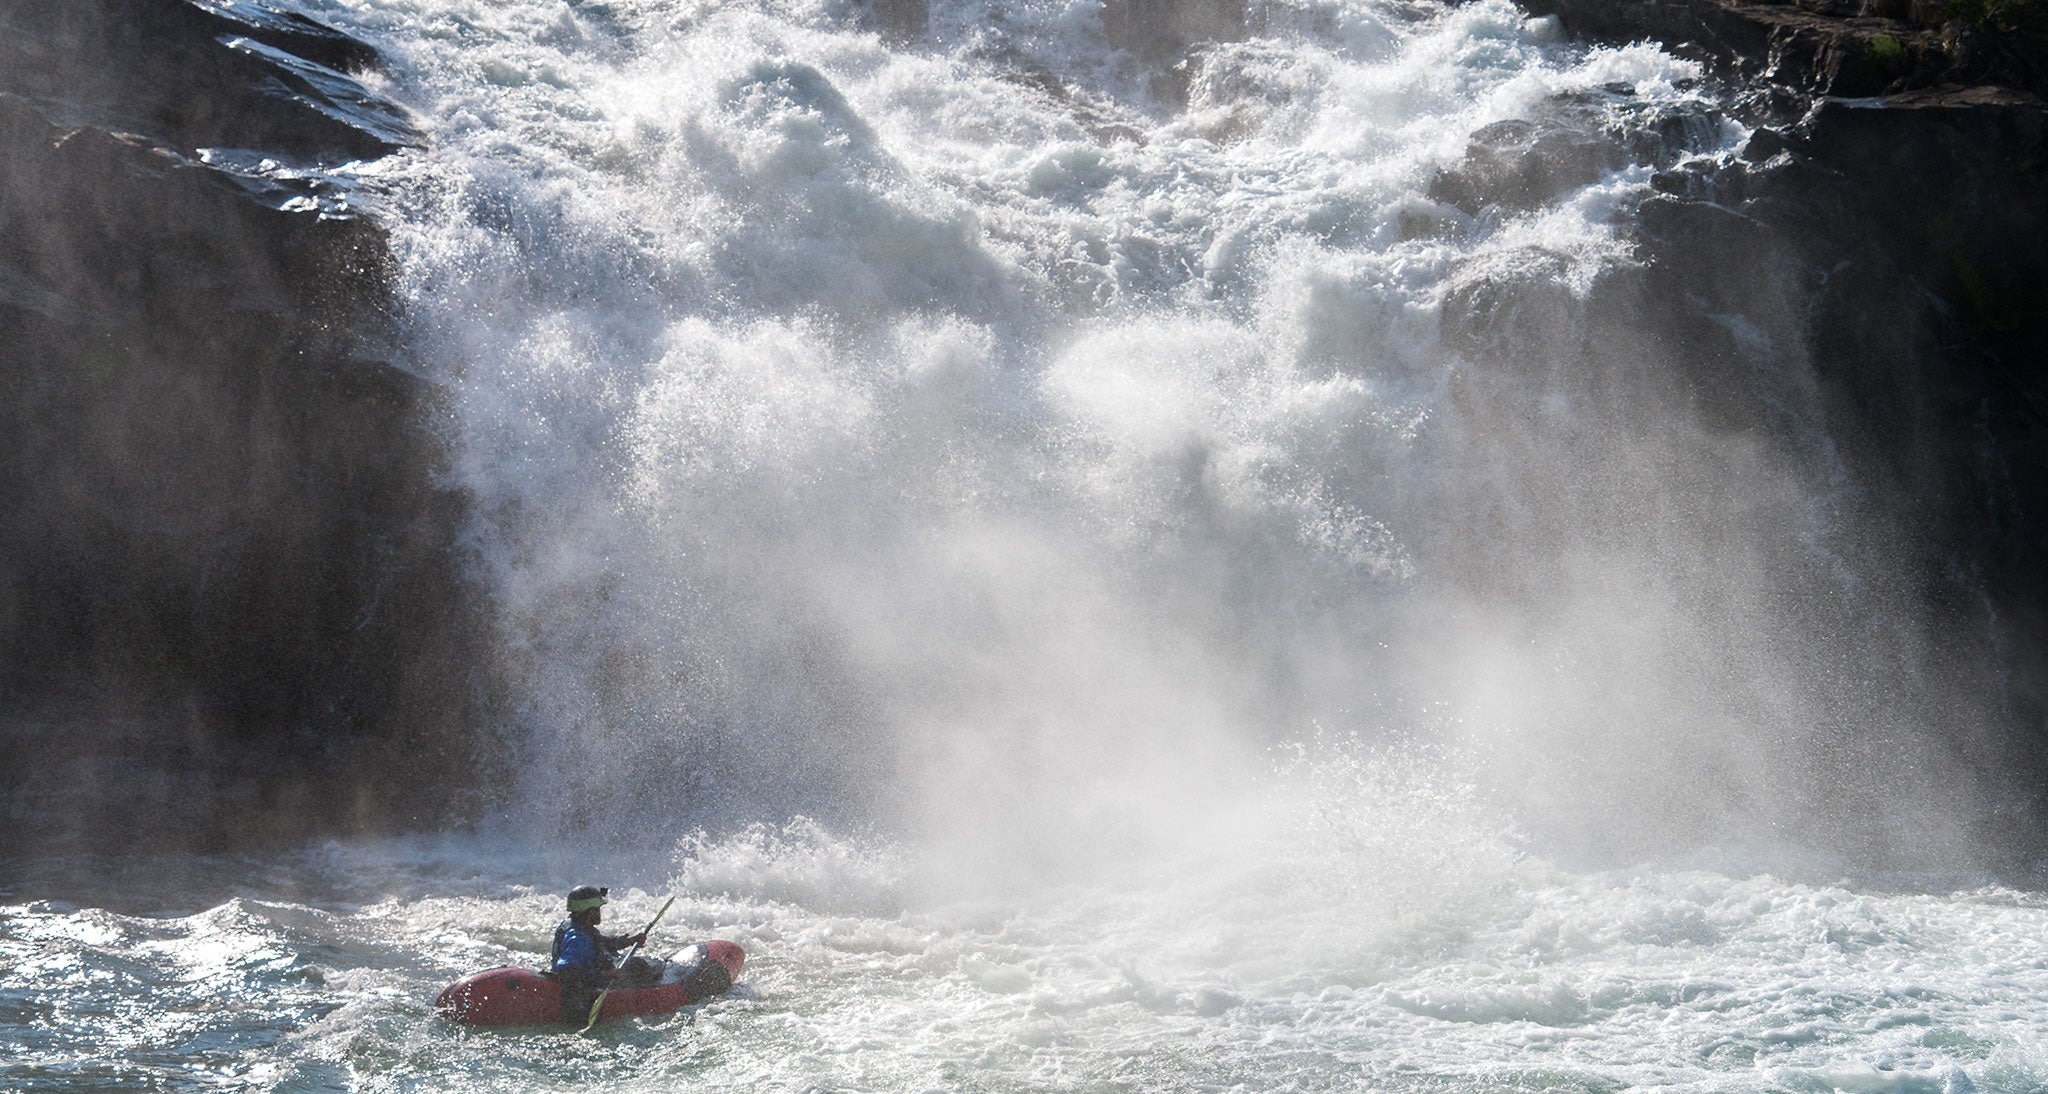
600, 930, 649, 954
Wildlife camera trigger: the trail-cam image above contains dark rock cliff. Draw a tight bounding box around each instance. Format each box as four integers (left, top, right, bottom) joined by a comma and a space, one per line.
1486, 0, 2048, 843
0, 0, 491, 853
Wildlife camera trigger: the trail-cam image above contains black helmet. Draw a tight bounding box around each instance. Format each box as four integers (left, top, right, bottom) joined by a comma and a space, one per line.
567, 885, 608, 913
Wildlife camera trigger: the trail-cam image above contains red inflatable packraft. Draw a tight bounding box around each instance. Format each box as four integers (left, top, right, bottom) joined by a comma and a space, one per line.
435, 940, 745, 1027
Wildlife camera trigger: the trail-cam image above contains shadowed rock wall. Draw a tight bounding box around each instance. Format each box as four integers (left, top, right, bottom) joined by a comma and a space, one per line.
1490, 0, 2048, 845
0, 0, 492, 853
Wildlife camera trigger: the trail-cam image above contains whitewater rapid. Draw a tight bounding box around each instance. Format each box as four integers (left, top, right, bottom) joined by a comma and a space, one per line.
6, 0, 2040, 1088
9, 825, 2048, 1091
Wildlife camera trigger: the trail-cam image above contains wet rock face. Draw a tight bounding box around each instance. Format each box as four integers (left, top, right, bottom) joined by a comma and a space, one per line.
1510, 0, 2048, 810
1103, 0, 1249, 62
0, 0, 416, 163
1746, 90, 2048, 724
0, 0, 490, 853
1523, 0, 2048, 98
852, 0, 930, 41
1102, 0, 1249, 103
1427, 80, 1741, 220
1428, 117, 1624, 214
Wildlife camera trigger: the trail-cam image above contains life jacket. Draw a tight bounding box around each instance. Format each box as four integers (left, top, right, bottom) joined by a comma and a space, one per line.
551, 919, 614, 974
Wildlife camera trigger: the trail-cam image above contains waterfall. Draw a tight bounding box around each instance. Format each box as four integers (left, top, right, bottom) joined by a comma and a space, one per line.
342, 0, 1988, 871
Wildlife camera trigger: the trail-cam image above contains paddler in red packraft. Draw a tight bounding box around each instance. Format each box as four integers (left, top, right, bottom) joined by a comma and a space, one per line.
551, 885, 654, 1023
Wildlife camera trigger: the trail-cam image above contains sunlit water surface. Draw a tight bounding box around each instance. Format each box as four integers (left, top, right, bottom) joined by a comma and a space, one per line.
8, 823, 2048, 1092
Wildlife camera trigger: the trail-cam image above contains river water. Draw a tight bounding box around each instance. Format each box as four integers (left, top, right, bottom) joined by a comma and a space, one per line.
9, 827, 2048, 1091
7, 0, 2044, 1089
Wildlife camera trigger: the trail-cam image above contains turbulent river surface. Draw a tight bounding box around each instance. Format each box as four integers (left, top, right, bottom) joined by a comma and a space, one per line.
11, 832, 2048, 1092
8, 0, 2046, 1089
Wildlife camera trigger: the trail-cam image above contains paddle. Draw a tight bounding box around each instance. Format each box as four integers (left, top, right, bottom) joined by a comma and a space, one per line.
580, 894, 676, 1033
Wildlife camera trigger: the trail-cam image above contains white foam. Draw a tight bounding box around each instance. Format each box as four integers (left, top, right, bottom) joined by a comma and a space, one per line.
15, 830, 2048, 1088
331, 0, 1977, 976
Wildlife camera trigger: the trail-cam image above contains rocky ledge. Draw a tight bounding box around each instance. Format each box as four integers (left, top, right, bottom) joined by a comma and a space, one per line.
1523, 0, 2047, 97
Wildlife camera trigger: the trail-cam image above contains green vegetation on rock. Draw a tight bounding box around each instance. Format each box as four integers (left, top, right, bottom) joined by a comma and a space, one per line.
1933, 0, 2048, 50
1936, 0, 2048, 33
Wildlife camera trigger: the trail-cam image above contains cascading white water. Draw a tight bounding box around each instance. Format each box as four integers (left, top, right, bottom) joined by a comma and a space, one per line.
7, 5, 2047, 1090
327, 0, 1994, 873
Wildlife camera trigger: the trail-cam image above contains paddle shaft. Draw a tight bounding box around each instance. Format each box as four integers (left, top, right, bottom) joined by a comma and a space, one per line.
580, 894, 677, 1032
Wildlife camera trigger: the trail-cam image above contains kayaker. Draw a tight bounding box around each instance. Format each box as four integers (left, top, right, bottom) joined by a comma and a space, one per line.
550, 885, 653, 1023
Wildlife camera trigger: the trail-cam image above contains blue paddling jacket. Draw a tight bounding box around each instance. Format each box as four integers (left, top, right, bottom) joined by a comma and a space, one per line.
551, 920, 631, 976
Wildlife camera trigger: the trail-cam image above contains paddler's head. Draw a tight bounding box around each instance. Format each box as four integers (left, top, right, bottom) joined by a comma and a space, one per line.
567, 885, 608, 926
